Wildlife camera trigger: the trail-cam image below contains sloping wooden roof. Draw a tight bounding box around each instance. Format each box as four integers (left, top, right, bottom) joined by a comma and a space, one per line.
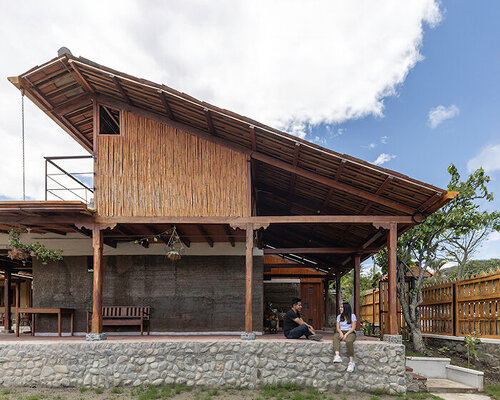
6, 50, 455, 275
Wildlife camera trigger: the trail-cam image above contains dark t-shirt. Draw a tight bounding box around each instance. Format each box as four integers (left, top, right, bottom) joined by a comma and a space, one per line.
283, 309, 300, 335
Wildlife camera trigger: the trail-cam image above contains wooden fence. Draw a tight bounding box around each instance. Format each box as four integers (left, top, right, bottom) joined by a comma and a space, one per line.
360, 269, 500, 338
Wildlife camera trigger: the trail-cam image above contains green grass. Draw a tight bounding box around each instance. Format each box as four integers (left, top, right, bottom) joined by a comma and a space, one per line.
25, 396, 40, 400
405, 348, 426, 357
370, 396, 380, 400
485, 385, 500, 400
1, 390, 11, 396
79, 387, 88, 393
110, 387, 123, 394
94, 388, 104, 395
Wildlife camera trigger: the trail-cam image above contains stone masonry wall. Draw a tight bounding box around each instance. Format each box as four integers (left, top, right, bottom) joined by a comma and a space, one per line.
0, 340, 406, 393
33, 255, 263, 333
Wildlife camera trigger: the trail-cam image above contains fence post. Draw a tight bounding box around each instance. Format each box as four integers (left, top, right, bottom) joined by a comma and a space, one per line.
452, 283, 457, 336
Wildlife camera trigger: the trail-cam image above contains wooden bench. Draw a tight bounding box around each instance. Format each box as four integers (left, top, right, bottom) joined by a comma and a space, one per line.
87, 306, 151, 335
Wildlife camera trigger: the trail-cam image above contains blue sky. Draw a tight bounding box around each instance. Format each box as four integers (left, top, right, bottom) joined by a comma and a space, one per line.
0, 1, 498, 261
310, 1, 500, 260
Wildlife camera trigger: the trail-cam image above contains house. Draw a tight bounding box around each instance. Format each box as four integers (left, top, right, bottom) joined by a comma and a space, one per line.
0, 48, 455, 339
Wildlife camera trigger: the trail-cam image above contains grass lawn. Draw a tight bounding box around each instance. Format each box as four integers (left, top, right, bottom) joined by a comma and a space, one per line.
485, 385, 500, 400
0, 385, 447, 400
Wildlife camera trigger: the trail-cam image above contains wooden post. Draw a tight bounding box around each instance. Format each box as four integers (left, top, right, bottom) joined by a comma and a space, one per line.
354, 255, 361, 330
245, 223, 254, 334
91, 225, 104, 334
3, 271, 12, 332
335, 276, 341, 315
387, 223, 398, 335
323, 279, 329, 329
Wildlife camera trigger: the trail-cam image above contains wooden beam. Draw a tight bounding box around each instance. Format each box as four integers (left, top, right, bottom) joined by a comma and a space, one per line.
175, 227, 191, 248
264, 263, 330, 270
245, 223, 253, 333
289, 143, 300, 194
75, 226, 117, 249
387, 223, 398, 336
264, 247, 378, 254
334, 159, 346, 181
111, 76, 132, 104
353, 255, 361, 330
264, 273, 329, 279
67, 59, 95, 94
204, 108, 216, 136
249, 125, 257, 151
197, 225, 214, 247
52, 94, 92, 115
158, 91, 176, 121
91, 226, 103, 334
224, 225, 235, 247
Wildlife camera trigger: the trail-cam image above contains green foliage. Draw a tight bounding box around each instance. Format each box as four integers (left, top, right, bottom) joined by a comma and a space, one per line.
94, 388, 104, 394
339, 269, 380, 303
464, 331, 481, 368
110, 387, 123, 394
437, 346, 450, 355
445, 258, 500, 280
25, 396, 40, 400
1, 390, 11, 395
79, 387, 88, 393
485, 384, 500, 400
8, 228, 63, 265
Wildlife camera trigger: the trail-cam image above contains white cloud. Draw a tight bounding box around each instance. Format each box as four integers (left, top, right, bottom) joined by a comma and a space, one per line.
428, 104, 460, 129
313, 136, 327, 145
467, 144, 500, 173
475, 231, 500, 260
0, 0, 441, 199
369, 143, 376, 149
380, 136, 389, 144
373, 153, 396, 165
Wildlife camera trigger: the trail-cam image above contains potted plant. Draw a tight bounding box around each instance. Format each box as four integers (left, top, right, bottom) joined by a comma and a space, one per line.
7, 229, 63, 265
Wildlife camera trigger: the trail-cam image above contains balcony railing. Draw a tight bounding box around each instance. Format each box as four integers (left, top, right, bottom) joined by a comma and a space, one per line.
44, 156, 94, 205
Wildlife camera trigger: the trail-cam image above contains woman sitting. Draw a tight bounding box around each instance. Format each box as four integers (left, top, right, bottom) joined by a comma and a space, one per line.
332, 302, 357, 372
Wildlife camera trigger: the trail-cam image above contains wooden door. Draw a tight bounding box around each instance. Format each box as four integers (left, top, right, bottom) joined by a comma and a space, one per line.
300, 283, 322, 330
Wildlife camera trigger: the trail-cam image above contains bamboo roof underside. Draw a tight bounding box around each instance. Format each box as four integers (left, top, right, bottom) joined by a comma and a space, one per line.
4, 52, 455, 276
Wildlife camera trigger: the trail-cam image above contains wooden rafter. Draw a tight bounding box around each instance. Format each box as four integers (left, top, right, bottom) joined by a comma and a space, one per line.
158, 91, 176, 121
75, 226, 117, 248
67, 59, 95, 93
264, 247, 378, 254
224, 225, 235, 247
249, 125, 257, 151
289, 143, 300, 194
197, 225, 214, 247
111, 76, 132, 104
174, 226, 191, 248
204, 108, 216, 136
52, 94, 92, 115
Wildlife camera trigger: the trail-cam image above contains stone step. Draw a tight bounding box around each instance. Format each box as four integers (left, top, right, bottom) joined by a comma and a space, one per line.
405, 366, 414, 372
412, 373, 427, 381
427, 378, 479, 393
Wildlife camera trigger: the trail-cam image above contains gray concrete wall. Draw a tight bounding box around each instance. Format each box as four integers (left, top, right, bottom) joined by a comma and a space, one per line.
0, 339, 407, 393
32, 255, 263, 333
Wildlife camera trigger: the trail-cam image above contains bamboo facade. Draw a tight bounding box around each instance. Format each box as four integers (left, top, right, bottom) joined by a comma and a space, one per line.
96, 112, 249, 217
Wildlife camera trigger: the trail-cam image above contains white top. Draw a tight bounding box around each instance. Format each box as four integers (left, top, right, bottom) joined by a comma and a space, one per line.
337, 314, 357, 331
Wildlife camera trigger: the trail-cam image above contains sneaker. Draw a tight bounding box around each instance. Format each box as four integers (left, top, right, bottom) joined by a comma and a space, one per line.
347, 362, 355, 373
307, 334, 323, 341
333, 355, 342, 363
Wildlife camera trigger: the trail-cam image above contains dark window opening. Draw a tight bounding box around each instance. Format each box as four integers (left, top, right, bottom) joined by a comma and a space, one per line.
99, 105, 120, 135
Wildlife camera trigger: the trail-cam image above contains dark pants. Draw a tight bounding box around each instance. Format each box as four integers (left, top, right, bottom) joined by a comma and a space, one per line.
285, 324, 312, 339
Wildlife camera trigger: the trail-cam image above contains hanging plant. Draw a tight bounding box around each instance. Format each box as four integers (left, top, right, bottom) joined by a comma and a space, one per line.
8, 229, 63, 265
165, 226, 185, 261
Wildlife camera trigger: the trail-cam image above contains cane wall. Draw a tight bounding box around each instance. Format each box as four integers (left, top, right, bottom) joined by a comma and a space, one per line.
96, 111, 249, 217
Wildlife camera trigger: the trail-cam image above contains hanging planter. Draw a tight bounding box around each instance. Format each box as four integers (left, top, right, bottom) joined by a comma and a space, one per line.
7, 229, 63, 265
165, 226, 185, 261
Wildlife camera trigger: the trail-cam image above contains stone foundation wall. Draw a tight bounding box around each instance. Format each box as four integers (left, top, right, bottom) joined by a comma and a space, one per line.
0, 340, 406, 393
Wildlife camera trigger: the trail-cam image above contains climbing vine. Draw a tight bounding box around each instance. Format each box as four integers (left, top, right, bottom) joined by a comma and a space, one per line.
8, 229, 63, 265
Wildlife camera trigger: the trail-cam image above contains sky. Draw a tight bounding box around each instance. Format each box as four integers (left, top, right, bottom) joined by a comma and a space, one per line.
0, 1, 499, 263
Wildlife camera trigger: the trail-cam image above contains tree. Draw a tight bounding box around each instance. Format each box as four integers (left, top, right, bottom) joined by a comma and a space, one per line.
374, 164, 499, 353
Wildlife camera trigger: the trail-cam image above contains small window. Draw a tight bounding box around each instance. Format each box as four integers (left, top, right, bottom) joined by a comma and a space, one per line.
308, 287, 313, 294
99, 105, 121, 135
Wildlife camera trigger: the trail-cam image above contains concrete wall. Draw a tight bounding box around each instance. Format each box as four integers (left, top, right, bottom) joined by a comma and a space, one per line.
32, 255, 263, 333
0, 339, 407, 393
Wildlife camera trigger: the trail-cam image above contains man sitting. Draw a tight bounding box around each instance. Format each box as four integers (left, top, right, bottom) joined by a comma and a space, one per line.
283, 297, 323, 341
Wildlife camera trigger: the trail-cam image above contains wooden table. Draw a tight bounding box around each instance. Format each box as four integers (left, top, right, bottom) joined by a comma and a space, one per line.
16, 307, 74, 337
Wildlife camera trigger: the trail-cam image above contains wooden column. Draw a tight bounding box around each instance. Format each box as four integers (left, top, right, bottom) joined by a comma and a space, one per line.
354, 255, 361, 330
245, 223, 254, 333
335, 276, 341, 315
3, 271, 12, 332
387, 223, 398, 335
91, 226, 104, 334
323, 279, 329, 328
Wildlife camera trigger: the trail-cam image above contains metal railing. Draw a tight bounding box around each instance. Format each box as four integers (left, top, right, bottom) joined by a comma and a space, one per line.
44, 156, 94, 205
